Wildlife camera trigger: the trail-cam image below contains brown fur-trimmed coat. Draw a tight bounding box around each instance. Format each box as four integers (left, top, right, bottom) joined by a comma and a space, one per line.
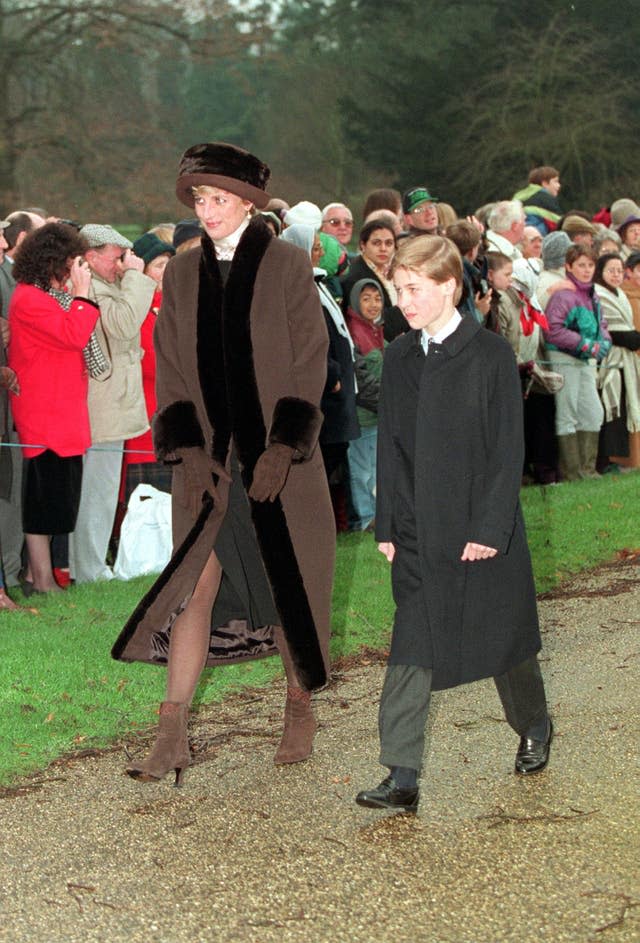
112, 218, 334, 690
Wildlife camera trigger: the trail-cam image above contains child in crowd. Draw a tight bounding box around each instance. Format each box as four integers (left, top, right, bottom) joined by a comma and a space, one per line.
543, 245, 612, 480
356, 235, 551, 814
513, 165, 562, 235
486, 251, 515, 337
345, 279, 386, 531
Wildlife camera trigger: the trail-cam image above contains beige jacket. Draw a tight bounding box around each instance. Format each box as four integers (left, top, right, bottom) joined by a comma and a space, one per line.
88, 270, 155, 442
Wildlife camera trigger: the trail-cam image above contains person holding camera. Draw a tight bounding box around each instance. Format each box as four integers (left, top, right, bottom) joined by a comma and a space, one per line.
68, 225, 155, 584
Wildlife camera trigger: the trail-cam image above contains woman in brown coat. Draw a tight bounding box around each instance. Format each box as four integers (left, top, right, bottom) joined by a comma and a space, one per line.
112, 143, 335, 783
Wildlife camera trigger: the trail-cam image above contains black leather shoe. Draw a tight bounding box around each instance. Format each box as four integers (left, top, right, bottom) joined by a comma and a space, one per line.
355, 776, 419, 813
515, 719, 553, 774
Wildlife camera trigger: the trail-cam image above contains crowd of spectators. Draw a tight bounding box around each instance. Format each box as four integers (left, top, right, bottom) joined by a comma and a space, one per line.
0, 162, 639, 602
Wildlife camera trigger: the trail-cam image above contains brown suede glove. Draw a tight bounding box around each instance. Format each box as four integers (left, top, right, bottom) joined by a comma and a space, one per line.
248, 444, 295, 502
174, 447, 230, 518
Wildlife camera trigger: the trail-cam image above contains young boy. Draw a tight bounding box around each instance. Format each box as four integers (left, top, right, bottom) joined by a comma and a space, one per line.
513, 165, 562, 235
345, 279, 386, 531
543, 244, 611, 480
355, 235, 552, 813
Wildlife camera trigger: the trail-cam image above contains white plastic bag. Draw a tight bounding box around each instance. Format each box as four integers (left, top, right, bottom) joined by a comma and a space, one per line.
113, 483, 172, 580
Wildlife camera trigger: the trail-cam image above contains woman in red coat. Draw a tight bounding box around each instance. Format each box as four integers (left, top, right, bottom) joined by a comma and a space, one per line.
8, 223, 99, 593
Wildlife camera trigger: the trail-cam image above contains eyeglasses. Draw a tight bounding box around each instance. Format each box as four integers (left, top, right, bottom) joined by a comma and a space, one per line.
325, 217, 353, 227
411, 204, 435, 215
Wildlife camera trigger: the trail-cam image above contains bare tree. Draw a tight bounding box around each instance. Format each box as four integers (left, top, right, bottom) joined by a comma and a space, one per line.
446, 16, 637, 208
0, 0, 270, 215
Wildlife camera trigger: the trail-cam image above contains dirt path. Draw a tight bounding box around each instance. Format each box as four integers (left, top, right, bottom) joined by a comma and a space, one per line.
1, 559, 638, 942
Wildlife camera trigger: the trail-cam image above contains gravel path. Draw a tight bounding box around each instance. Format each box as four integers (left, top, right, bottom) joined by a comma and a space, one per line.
1, 558, 638, 942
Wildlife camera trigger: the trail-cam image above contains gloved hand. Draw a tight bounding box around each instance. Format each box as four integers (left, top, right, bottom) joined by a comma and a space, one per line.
174, 447, 230, 518
248, 444, 295, 502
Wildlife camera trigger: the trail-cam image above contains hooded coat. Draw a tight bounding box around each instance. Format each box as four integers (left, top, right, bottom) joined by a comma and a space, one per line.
375, 317, 541, 690
112, 217, 334, 691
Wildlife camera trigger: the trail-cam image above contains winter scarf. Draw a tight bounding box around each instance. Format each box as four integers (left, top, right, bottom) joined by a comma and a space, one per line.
595, 284, 640, 432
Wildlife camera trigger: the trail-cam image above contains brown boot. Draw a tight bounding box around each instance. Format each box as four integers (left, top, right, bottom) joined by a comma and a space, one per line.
274, 688, 317, 764
126, 702, 190, 786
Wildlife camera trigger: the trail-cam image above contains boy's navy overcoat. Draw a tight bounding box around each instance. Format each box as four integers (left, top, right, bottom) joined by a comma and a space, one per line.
376, 317, 541, 691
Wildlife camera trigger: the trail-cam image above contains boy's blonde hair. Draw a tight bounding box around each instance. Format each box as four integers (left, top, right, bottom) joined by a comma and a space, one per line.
391, 234, 463, 305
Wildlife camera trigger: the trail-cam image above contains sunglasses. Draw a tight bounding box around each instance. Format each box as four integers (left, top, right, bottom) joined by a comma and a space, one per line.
325, 217, 353, 227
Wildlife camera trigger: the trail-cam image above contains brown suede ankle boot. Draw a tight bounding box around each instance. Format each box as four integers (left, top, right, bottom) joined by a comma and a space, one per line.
126, 701, 190, 786
274, 688, 317, 765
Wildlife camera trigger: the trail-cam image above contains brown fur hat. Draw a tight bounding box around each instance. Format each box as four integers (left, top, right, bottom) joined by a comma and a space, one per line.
176, 142, 271, 209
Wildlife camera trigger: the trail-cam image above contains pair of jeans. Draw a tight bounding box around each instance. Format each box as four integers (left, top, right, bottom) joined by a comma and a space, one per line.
347, 425, 377, 529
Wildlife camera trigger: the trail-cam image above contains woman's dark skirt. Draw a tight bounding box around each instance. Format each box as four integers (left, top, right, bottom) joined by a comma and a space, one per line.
599, 386, 630, 460
22, 450, 83, 535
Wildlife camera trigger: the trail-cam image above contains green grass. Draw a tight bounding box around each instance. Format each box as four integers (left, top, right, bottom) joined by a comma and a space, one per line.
1, 471, 638, 784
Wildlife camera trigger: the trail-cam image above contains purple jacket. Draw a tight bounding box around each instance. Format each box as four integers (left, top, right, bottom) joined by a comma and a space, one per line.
543, 273, 611, 359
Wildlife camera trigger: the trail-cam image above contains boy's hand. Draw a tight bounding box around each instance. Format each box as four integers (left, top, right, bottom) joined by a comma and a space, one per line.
378, 542, 395, 562
461, 542, 497, 561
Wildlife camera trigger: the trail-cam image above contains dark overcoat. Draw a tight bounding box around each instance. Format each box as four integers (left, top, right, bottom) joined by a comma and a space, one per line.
375, 316, 541, 691
112, 218, 335, 690
318, 303, 359, 446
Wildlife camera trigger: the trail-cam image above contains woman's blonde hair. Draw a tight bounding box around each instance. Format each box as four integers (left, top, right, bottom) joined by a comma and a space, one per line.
149, 223, 176, 245
391, 234, 463, 305
436, 202, 457, 228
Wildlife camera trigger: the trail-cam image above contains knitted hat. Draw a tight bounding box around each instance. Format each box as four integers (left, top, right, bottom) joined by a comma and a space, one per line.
172, 218, 202, 249
561, 215, 597, 237
283, 201, 322, 229
176, 142, 271, 209
542, 231, 572, 269
80, 224, 132, 249
402, 186, 439, 214
610, 198, 640, 228
318, 232, 348, 278
133, 232, 175, 265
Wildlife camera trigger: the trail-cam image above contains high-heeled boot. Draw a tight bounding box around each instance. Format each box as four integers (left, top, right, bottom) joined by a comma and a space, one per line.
126, 701, 190, 786
273, 688, 317, 764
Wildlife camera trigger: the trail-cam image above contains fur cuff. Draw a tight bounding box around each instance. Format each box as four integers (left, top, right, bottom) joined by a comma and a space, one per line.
152, 401, 205, 460
268, 397, 323, 461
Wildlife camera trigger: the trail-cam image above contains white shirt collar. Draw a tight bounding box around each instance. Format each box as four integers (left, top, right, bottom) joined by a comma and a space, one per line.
213, 217, 251, 260
420, 310, 462, 354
